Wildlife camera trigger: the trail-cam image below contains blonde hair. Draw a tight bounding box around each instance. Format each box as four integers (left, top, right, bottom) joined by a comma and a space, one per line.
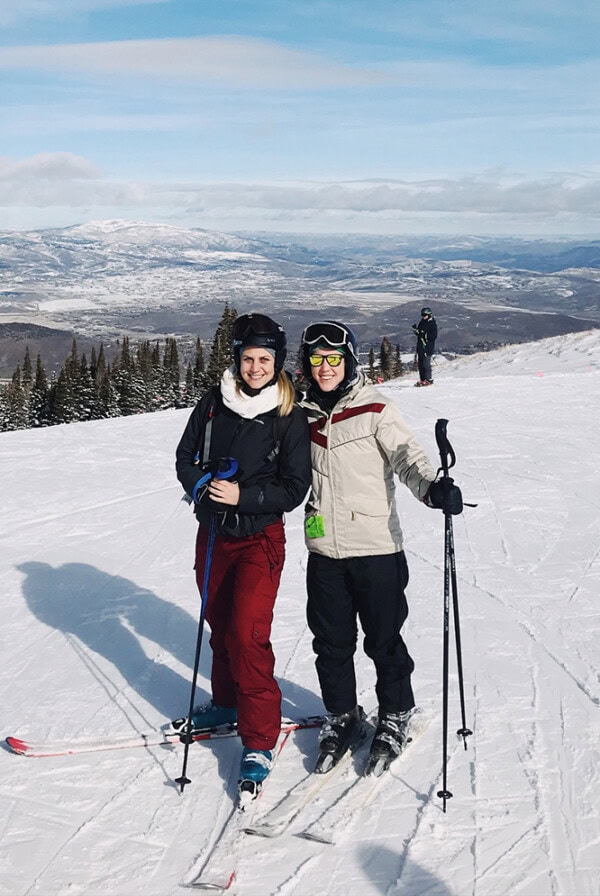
234, 369, 296, 416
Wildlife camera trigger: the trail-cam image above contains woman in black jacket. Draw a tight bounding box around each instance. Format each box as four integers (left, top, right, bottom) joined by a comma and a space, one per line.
175, 314, 311, 793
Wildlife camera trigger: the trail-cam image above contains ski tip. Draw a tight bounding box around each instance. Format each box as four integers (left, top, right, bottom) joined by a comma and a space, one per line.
186, 879, 234, 891
187, 869, 236, 891
300, 829, 335, 845
244, 822, 280, 838
5, 736, 29, 755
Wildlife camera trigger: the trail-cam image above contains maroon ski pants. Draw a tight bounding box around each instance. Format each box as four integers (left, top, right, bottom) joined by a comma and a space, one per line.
195, 520, 285, 751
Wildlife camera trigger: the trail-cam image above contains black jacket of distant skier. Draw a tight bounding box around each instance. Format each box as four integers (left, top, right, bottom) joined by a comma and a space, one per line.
414, 316, 438, 357
176, 385, 311, 539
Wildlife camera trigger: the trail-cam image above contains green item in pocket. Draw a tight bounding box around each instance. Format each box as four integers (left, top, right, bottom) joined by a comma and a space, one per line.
305, 513, 325, 539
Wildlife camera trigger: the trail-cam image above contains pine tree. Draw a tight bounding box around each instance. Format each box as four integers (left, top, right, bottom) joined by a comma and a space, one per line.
22, 346, 33, 391
148, 341, 168, 410
90, 346, 98, 381
76, 354, 100, 421
0, 385, 10, 432
64, 338, 79, 384
379, 336, 394, 381
183, 362, 195, 405
98, 366, 121, 418
50, 367, 76, 424
4, 366, 27, 430
393, 344, 404, 378
111, 337, 138, 415
205, 303, 237, 386
193, 337, 206, 396
163, 337, 182, 407
119, 341, 147, 415
95, 344, 108, 390
368, 347, 376, 383
28, 354, 50, 427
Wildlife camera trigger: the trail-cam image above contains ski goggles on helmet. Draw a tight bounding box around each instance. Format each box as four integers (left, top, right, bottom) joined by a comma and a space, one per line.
232, 313, 281, 345
302, 321, 355, 352
308, 353, 345, 368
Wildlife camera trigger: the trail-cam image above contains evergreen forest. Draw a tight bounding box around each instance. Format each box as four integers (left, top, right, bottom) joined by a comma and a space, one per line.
1, 305, 409, 433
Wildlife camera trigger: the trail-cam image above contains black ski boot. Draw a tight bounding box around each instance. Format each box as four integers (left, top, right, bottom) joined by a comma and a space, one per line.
366, 708, 413, 777
314, 705, 364, 774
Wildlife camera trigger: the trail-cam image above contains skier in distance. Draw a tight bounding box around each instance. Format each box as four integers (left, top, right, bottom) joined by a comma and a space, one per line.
412, 306, 438, 386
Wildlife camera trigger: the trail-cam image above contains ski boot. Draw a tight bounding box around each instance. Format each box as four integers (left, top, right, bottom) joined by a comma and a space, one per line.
366, 708, 414, 777
238, 747, 273, 808
314, 705, 364, 774
169, 701, 238, 738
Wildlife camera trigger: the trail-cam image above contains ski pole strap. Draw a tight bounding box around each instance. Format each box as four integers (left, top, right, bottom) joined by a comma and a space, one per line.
435, 418, 456, 477
215, 457, 239, 480
191, 457, 239, 503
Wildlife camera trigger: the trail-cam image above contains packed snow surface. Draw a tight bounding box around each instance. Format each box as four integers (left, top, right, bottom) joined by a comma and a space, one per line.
1, 330, 599, 896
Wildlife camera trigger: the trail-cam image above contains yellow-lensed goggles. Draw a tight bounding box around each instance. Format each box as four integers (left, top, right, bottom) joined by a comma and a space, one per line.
309, 353, 344, 368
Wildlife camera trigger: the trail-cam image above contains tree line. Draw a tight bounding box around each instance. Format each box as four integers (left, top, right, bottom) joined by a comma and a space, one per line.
1, 305, 412, 433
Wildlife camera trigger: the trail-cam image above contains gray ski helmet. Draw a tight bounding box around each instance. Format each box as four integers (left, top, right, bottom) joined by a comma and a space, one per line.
231, 313, 287, 378
301, 320, 359, 383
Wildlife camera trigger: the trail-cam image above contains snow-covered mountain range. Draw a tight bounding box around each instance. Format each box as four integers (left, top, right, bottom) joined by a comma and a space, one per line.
0, 221, 598, 376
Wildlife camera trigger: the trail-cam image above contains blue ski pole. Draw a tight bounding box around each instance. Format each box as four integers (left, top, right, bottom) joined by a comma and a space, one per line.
176, 457, 238, 792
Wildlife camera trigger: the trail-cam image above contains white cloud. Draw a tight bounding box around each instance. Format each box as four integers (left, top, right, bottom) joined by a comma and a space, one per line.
1, 154, 599, 234
0, 37, 389, 88
0, 152, 99, 181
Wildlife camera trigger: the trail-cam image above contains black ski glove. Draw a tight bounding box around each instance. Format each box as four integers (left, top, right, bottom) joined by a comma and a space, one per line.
426, 478, 463, 515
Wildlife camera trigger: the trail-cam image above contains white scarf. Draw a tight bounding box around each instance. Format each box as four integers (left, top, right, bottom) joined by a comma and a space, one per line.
220, 366, 281, 419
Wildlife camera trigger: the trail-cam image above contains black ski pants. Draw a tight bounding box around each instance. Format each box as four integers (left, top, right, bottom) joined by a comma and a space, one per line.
306, 550, 415, 716
417, 347, 433, 382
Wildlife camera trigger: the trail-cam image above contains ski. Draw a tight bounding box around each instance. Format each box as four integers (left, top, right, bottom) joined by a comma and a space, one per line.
185, 722, 298, 891
300, 708, 431, 844
244, 720, 374, 839
5, 715, 325, 759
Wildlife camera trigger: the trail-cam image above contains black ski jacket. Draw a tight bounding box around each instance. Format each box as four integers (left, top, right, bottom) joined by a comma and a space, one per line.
413, 317, 438, 356
176, 387, 311, 538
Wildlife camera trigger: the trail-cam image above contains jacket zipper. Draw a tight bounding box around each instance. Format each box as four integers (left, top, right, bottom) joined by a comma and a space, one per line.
323, 412, 340, 556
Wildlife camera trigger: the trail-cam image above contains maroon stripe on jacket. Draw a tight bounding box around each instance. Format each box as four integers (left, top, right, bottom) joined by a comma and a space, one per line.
309, 402, 386, 448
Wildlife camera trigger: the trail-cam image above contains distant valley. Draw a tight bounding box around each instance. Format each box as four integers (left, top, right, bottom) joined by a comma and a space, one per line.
1, 220, 598, 375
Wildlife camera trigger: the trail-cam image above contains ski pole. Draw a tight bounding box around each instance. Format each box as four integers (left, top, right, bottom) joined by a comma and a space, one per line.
175, 457, 238, 793
435, 419, 472, 744
438, 504, 452, 812
434, 419, 473, 812
175, 511, 217, 793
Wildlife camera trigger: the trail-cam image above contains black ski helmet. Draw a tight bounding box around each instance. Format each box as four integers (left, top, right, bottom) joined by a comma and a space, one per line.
231, 313, 287, 379
300, 320, 359, 384
421, 306, 433, 316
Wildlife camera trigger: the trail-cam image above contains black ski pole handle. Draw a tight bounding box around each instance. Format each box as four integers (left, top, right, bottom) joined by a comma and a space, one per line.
435, 420, 478, 508
435, 418, 456, 477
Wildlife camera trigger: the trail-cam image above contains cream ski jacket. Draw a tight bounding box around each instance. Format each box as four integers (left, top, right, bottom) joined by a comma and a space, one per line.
300, 373, 437, 559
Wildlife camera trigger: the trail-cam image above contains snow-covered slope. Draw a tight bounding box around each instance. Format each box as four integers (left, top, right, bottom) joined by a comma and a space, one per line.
1, 331, 598, 896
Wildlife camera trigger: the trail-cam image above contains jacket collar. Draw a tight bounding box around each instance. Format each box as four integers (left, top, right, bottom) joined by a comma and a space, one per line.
220, 366, 281, 419
303, 371, 366, 414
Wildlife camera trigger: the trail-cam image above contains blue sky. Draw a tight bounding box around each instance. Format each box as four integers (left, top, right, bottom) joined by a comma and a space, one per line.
1, 0, 599, 235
